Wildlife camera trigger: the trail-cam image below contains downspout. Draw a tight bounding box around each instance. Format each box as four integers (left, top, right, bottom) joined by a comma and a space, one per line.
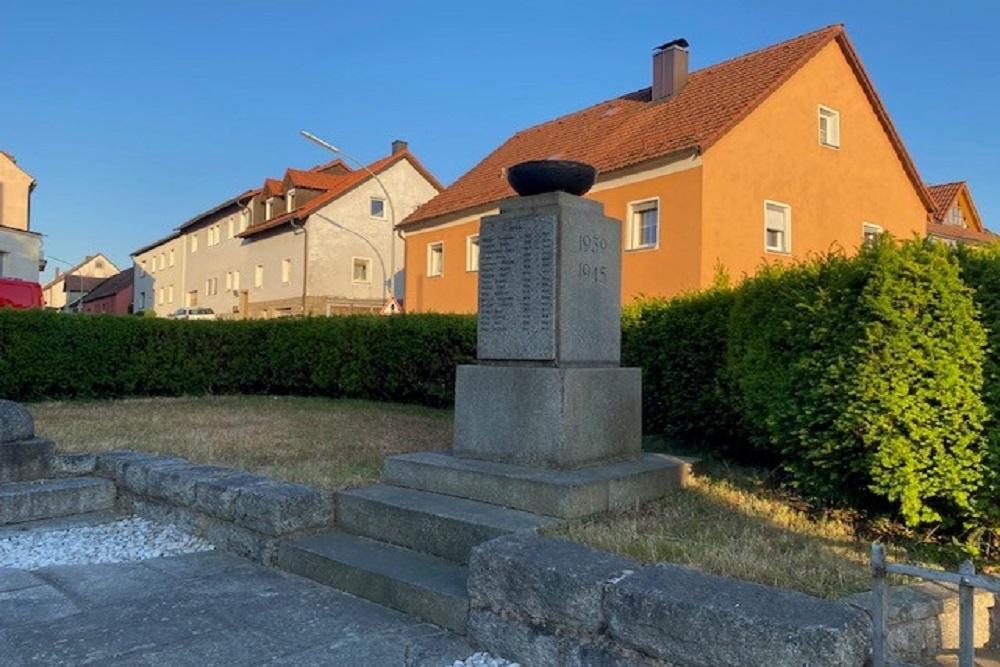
290, 218, 308, 316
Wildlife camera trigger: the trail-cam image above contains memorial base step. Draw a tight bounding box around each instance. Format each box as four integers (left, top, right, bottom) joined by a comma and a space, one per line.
384, 451, 691, 519
278, 531, 469, 633
0, 476, 116, 526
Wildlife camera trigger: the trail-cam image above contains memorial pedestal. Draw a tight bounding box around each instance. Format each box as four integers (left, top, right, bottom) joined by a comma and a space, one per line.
453, 365, 641, 470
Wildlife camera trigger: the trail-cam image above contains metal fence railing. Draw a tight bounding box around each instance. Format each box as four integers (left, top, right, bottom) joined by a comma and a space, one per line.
871, 543, 1000, 667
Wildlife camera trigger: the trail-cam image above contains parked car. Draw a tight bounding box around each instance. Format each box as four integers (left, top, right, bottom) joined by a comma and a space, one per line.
0, 278, 44, 309
168, 307, 217, 321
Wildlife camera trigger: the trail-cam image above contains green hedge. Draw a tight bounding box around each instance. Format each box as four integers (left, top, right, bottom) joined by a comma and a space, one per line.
0, 311, 477, 407
632, 238, 988, 530
729, 239, 987, 528
622, 290, 746, 455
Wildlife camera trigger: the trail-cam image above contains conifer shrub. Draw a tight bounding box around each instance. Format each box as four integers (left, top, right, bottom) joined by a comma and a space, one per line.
728, 239, 987, 528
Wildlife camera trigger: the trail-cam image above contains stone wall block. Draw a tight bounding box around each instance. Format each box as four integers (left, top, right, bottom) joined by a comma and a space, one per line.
232, 482, 333, 536
144, 464, 237, 507
606, 564, 871, 667
0, 400, 34, 442
469, 534, 637, 633
119, 455, 188, 496
192, 472, 276, 521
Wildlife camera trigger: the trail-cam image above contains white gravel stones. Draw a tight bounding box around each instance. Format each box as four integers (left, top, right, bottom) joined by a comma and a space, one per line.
448, 652, 519, 667
0, 517, 214, 569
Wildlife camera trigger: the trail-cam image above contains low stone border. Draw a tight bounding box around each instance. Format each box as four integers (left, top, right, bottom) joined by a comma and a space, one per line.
468, 533, 999, 667
56, 450, 333, 566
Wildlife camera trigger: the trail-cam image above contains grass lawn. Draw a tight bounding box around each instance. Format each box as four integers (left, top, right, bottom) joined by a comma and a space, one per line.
30, 395, 922, 599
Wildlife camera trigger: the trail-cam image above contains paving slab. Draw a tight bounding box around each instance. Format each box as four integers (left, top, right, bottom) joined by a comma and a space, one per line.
0, 550, 472, 666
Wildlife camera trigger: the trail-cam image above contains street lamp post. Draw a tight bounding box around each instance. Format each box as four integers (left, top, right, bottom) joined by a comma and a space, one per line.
300, 130, 397, 303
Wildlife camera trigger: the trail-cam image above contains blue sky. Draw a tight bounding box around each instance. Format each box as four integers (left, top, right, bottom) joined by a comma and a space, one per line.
2, 1, 997, 281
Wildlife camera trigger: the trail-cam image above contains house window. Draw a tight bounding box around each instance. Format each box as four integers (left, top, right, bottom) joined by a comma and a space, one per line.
818, 106, 840, 148
233, 270, 241, 291
466, 235, 480, 272
240, 209, 251, 233
627, 199, 659, 250
158, 253, 165, 270
168, 285, 174, 303
227, 219, 234, 239
0, 251, 6, 276
265, 197, 276, 220
186, 290, 197, 307
862, 223, 883, 246
286, 188, 296, 213
139, 292, 146, 309
764, 201, 791, 253
225, 272, 232, 290
353, 257, 372, 283
169, 249, 175, 267
427, 242, 444, 277
157, 287, 164, 305
370, 197, 386, 219
281, 258, 291, 283
191, 234, 199, 253
947, 205, 967, 228
255, 264, 264, 288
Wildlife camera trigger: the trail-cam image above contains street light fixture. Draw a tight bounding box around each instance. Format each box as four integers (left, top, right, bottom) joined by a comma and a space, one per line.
300, 130, 398, 303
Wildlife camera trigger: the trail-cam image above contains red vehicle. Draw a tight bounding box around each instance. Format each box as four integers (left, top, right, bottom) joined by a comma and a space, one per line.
0, 278, 44, 309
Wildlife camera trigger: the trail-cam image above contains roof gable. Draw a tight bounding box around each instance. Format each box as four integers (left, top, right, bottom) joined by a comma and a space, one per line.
402, 24, 932, 227
240, 150, 442, 238
81, 269, 134, 303
927, 181, 988, 234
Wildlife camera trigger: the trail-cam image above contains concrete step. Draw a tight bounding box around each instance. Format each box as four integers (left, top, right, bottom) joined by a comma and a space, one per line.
384, 451, 691, 518
278, 531, 469, 633
0, 477, 116, 526
337, 484, 557, 564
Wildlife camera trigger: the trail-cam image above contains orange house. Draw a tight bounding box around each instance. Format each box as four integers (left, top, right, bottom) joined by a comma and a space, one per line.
399, 25, 936, 313
925, 181, 995, 246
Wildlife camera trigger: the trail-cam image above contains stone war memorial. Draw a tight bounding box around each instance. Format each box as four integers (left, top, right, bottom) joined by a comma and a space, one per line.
385, 159, 687, 521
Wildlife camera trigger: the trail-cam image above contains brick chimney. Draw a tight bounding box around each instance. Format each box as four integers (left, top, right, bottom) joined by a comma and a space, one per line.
652, 38, 689, 102
391, 140, 408, 155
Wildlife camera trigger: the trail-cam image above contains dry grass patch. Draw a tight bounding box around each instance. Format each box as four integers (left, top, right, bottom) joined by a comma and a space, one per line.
30, 396, 452, 491
546, 458, 918, 599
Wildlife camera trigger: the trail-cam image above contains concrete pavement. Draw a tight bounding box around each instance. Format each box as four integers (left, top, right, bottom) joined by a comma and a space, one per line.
0, 550, 475, 666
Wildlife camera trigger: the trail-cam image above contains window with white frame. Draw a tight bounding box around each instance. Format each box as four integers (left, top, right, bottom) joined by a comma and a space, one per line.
947, 205, 967, 228
149, 259, 156, 274
139, 292, 146, 309
427, 242, 444, 277
233, 270, 241, 291
0, 251, 7, 277
225, 272, 232, 290
158, 287, 164, 305
818, 106, 840, 148
240, 209, 251, 233
191, 234, 199, 253
281, 258, 291, 283
227, 219, 234, 239
169, 249, 175, 267
352, 257, 372, 283
168, 285, 174, 303
862, 222, 883, 246
254, 264, 264, 288
627, 199, 659, 250
466, 235, 480, 272
286, 188, 296, 213
764, 201, 791, 253
158, 253, 165, 270
205, 278, 218, 296
370, 197, 386, 219
265, 197, 275, 220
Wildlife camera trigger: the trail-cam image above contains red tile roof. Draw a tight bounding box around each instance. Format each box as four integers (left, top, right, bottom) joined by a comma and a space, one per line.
284, 169, 345, 190
239, 150, 442, 238
402, 25, 933, 228
926, 182, 964, 222
262, 179, 284, 199
927, 222, 998, 245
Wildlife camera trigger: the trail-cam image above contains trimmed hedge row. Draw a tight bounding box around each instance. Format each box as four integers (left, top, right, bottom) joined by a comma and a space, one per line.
633, 238, 990, 530
0, 311, 477, 407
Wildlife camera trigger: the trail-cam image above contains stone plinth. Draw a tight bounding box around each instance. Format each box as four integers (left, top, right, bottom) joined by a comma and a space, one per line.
453, 365, 641, 470
477, 192, 621, 366
0, 400, 53, 482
